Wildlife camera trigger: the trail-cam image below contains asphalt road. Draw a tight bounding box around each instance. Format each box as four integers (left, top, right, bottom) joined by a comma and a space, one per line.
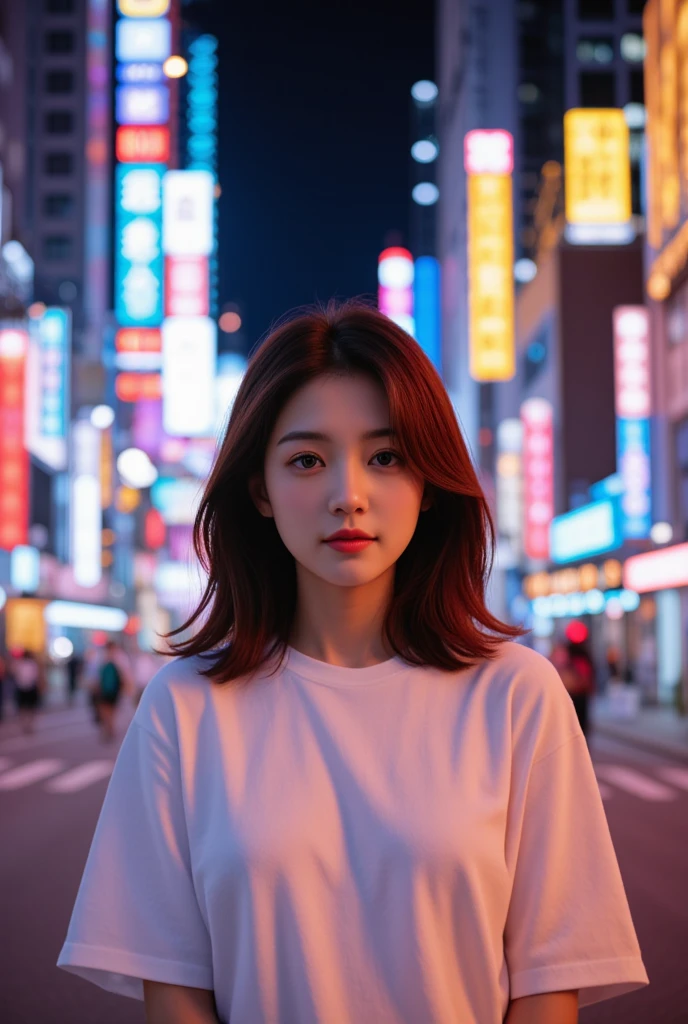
0, 699, 686, 1024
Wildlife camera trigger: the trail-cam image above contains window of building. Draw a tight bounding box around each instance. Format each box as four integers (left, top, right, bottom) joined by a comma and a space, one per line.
630, 69, 644, 104
579, 71, 616, 106
45, 110, 73, 134
43, 193, 74, 218
45, 31, 74, 54
45, 70, 74, 94
43, 235, 73, 261
44, 152, 73, 175
46, 0, 75, 11
576, 37, 614, 63
578, 0, 614, 17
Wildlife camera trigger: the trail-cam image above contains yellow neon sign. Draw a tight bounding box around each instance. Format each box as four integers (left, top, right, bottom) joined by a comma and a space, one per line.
564, 109, 632, 226
466, 173, 515, 382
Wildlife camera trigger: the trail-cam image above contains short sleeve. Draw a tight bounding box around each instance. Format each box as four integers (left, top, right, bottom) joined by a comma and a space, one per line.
504, 730, 649, 1008
57, 693, 213, 1000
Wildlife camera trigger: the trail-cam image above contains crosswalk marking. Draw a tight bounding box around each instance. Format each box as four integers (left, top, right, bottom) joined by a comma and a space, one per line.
0, 757, 11, 774
597, 782, 614, 800
595, 764, 678, 802
655, 766, 688, 792
0, 758, 64, 790
46, 760, 114, 793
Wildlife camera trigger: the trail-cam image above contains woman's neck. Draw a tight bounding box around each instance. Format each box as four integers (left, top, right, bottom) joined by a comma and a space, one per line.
288, 565, 394, 668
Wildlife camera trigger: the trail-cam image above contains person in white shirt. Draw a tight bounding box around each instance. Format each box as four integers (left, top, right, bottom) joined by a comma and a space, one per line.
58, 300, 649, 1024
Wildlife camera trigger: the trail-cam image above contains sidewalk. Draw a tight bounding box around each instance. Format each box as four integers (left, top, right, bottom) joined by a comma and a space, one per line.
592, 697, 688, 763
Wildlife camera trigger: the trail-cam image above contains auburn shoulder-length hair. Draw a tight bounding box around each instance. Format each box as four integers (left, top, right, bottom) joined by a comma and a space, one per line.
167, 298, 523, 683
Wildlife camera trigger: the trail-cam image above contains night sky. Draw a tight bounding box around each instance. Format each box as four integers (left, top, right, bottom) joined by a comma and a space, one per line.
187, 0, 435, 351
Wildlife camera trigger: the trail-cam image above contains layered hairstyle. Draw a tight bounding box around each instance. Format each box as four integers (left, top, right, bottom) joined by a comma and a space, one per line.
167, 298, 523, 683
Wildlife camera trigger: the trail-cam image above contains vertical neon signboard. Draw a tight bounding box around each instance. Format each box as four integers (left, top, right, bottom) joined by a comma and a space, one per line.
521, 398, 554, 561
378, 247, 414, 336
26, 307, 71, 471
413, 256, 441, 371
0, 327, 30, 550
563, 110, 633, 245
115, 163, 165, 327
464, 129, 515, 382
613, 306, 652, 539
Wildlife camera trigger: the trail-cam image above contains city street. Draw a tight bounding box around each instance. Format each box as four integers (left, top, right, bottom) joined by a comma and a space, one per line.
0, 702, 685, 1024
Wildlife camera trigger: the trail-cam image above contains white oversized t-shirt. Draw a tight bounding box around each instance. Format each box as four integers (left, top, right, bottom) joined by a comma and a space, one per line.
58, 642, 649, 1023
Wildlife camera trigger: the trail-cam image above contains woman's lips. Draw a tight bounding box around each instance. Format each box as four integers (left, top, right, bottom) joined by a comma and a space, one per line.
324, 538, 376, 553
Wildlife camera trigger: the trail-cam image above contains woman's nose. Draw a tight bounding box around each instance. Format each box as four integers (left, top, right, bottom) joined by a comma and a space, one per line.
327, 460, 368, 515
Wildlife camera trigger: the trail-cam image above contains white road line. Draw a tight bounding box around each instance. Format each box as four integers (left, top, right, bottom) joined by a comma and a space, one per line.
46, 760, 114, 793
655, 766, 688, 792
595, 765, 678, 802
597, 782, 613, 800
0, 758, 64, 790
0, 723, 95, 755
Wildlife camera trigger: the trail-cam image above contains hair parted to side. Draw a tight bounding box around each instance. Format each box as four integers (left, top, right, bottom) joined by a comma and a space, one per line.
166, 298, 524, 683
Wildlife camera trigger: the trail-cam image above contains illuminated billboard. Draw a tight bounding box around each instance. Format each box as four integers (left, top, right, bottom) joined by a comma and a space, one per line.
162, 316, 217, 436
413, 256, 441, 371
26, 307, 71, 471
613, 306, 652, 539
115, 163, 164, 327
116, 17, 171, 63
521, 398, 554, 561
165, 256, 209, 317
117, 0, 171, 14
0, 327, 29, 550
162, 170, 215, 256
377, 247, 414, 336
550, 500, 622, 565
624, 542, 688, 593
71, 420, 102, 588
116, 84, 169, 126
464, 129, 515, 382
563, 109, 633, 245
116, 125, 170, 163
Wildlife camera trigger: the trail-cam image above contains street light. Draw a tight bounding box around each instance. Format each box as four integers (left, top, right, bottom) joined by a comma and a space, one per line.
163, 55, 188, 79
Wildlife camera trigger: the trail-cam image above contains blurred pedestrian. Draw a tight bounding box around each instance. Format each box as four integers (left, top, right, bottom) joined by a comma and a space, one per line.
11, 650, 44, 735
94, 640, 131, 743
551, 638, 596, 741
66, 651, 84, 706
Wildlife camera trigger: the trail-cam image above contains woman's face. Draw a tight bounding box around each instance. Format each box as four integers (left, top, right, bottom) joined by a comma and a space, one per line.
252, 373, 428, 589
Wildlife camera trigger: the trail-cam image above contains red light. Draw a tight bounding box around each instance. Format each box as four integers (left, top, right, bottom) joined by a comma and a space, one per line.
0, 330, 29, 550
115, 372, 163, 402
124, 615, 141, 636
91, 631, 107, 647
116, 328, 162, 354
565, 621, 589, 644
144, 508, 166, 550
378, 246, 413, 265
116, 126, 170, 163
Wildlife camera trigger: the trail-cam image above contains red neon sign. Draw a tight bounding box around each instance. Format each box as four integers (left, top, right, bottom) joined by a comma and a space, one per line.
164, 256, 209, 317
116, 125, 170, 164
0, 328, 30, 550
115, 372, 162, 402
115, 327, 162, 353
521, 398, 554, 561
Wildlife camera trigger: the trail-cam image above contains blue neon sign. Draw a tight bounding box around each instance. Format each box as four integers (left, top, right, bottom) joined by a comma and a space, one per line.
550, 499, 623, 564
115, 163, 165, 327
617, 417, 652, 538
413, 256, 441, 371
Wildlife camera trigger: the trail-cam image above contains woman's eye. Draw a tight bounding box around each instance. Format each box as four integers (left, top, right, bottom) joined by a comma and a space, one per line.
371, 450, 400, 467
291, 454, 321, 470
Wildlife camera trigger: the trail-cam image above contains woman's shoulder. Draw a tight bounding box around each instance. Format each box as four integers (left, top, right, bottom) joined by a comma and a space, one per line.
133, 654, 216, 738
480, 641, 583, 760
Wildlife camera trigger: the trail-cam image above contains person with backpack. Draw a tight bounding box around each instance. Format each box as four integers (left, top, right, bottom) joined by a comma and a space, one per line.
95, 641, 128, 742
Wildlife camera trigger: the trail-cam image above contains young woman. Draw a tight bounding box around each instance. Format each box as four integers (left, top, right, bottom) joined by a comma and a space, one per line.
58, 302, 648, 1024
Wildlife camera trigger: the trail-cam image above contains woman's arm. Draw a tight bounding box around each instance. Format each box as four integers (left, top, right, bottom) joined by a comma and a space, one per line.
143, 980, 221, 1024
504, 990, 578, 1024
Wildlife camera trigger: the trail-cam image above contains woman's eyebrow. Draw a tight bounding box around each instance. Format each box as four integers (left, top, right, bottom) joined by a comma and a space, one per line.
276, 428, 395, 446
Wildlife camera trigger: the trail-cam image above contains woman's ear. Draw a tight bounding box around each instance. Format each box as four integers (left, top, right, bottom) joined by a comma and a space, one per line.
248, 474, 274, 518
420, 486, 434, 512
